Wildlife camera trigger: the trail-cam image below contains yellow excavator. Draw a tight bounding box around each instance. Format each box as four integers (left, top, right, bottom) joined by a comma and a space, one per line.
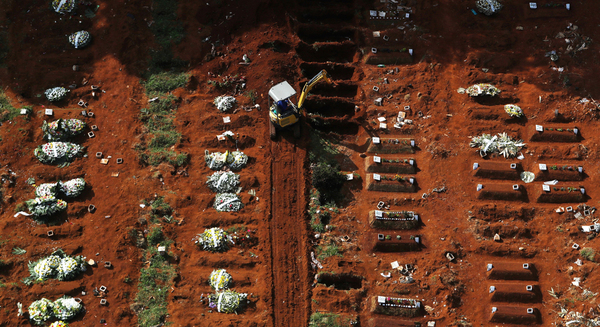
268, 70, 333, 139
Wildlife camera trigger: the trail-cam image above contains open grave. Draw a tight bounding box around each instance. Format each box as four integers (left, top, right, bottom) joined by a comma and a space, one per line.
371, 233, 421, 252
368, 210, 420, 229
366, 157, 417, 174
296, 7, 356, 24
304, 98, 356, 118
300, 62, 356, 80
316, 273, 363, 290
366, 174, 417, 192
536, 185, 587, 203
476, 183, 527, 201
369, 296, 421, 317
487, 262, 538, 281
472, 161, 522, 180
534, 163, 584, 181
472, 204, 536, 222
530, 125, 580, 142
297, 25, 355, 44
300, 81, 358, 98
489, 306, 541, 324
367, 137, 416, 154
296, 42, 356, 63
489, 283, 542, 303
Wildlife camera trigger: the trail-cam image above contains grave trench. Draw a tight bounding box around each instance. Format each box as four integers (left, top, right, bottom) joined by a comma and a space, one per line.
296, 42, 356, 63
316, 273, 363, 290
297, 25, 356, 44
301, 81, 358, 98
304, 98, 355, 117
297, 8, 356, 24
300, 63, 356, 80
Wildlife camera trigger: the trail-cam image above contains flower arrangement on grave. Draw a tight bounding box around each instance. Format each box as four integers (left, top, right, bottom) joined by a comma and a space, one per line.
45, 87, 69, 102
227, 151, 248, 170
466, 83, 501, 97
42, 119, 86, 141
206, 171, 240, 193
34, 142, 84, 165
28, 249, 86, 282
25, 195, 67, 218
52, 0, 76, 14
205, 150, 249, 171
50, 321, 69, 327
213, 95, 237, 112
36, 178, 85, 198
476, 0, 503, 15
195, 228, 231, 252
208, 290, 248, 314
470, 133, 525, 158
214, 193, 244, 212
68, 31, 92, 49
52, 296, 83, 321
504, 104, 523, 118
209, 269, 233, 291
28, 298, 55, 325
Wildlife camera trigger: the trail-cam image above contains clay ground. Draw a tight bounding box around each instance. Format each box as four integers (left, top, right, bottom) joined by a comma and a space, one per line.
1, 0, 600, 326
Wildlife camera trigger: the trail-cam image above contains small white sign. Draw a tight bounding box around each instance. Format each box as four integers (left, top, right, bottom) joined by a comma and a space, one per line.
375, 210, 383, 218
409, 159, 414, 166
372, 137, 380, 144
390, 261, 399, 269
223, 116, 231, 123
373, 31, 380, 37
379, 123, 387, 129
45, 109, 53, 116
217, 135, 226, 141
373, 174, 381, 181
566, 3, 570, 10
539, 164, 547, 171
20, 109, 28, 115
405, 13, 410, 18
378, 11, 386, 17
378, 116, 386, 122
369, 10, 377, 17
409, 49, 413, 56
473, 162, 479, 170
535, 125, 543, 132
410, 140, 415, 147
346, 173, 354, 180
542, 185, 550, 192
378, 296, 386, 304
409, 178, 414, 184
374, 156, 381, 163
529, 2, 537, 9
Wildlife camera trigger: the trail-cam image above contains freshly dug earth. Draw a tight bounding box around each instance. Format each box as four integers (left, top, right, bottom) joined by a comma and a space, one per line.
1, 0, 600, 326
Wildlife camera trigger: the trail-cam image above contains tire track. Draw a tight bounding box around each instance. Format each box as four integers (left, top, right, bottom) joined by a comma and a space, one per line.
270, 139, 309, 326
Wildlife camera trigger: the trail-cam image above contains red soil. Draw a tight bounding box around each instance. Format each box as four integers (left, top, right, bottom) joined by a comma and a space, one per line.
1, 0, 600, 326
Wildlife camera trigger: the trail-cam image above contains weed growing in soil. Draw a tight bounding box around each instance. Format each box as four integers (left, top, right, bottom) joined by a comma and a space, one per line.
309, 312, 357, 327
580, 247, 595, 262
316, 241, 343, 260
0, 90, 18, 123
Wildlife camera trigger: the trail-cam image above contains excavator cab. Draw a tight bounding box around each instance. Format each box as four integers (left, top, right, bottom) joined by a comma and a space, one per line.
268, 70, 332, 140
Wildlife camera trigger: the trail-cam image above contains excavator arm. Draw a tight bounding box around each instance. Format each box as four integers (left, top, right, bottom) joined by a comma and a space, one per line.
297, 70, 334, 111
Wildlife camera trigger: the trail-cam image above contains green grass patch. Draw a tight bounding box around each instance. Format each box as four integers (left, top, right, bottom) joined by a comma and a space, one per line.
309, 312, 357, 327
0, 91, 18, 123
142, 72, 189, 96
135, 200, 177, 327
316, 241, 343, 260
580, 247, 595, 262
148, 0, 186, 72
137, 80, 189, 167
